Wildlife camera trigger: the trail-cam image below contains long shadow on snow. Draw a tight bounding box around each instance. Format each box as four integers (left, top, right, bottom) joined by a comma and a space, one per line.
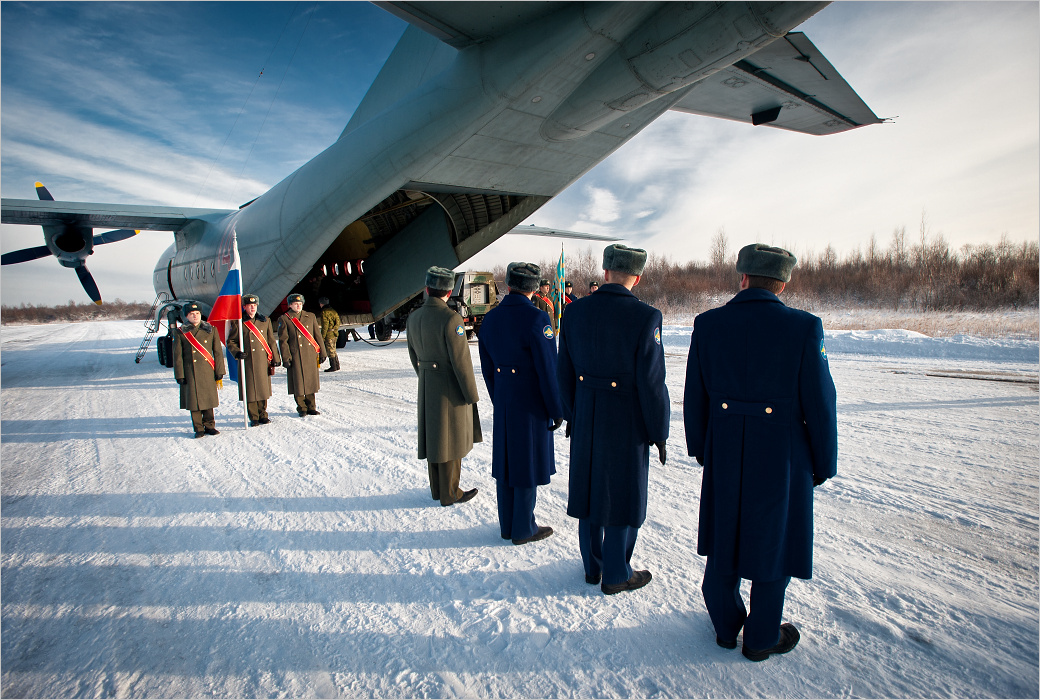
1, 417, 184, 442
0, 492, 433, 516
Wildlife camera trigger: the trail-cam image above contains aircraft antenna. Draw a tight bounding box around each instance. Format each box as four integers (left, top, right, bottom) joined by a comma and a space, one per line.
191, 3, 305, 207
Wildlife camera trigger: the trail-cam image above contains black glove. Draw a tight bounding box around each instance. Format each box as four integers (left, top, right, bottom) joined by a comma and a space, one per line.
283, 360, 292, 369
176, 378, 187, 385
215, 374, 223, 382
234, 351, 246, 360
550, 417, 564, 431
813, 475, 828, 487
564, 422, 571, 438
653, 441, 667, 465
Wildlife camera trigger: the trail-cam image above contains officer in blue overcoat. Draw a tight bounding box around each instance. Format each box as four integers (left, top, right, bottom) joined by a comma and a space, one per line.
558, 244, 669, 595
684, 244, 837, 662
478, 262, 564, 545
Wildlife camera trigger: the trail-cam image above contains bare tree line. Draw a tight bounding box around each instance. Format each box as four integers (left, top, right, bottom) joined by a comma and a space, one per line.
1, 299, 152, 324
497, 228, 1038, 314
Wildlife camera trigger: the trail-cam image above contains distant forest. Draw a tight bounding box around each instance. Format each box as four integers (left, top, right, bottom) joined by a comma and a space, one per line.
3, 231, 1036, 325
1, 299, 152, 324
514, 230, 1039, 316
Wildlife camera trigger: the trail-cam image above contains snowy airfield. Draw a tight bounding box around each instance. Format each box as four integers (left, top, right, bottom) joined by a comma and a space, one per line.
1, 319, 1037, 698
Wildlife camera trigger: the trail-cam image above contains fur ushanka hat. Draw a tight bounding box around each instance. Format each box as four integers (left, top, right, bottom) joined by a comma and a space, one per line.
602, 243, 648, 276
425, 266, 455, 292
735, 244, 797, 283
506, 262, 541, 292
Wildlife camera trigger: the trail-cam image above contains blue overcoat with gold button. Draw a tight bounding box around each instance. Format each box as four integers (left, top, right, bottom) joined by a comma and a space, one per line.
557, 283, 670, 528
478, 293, 563, 488
684, 288, 837, 581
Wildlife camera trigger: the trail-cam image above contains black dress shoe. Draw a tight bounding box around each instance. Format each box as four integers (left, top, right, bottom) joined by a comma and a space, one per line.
512, 525, 553, 545
456, 488, 478, 504
742, 623, 800, 662
250, 421, 260, 427
259, 417, 271, 424
601, 569, 652, 595
204, 427, 220, 435
194, 431, 206, 439
298, 411, 308, 417
307, 409, 321, 415
585, 573, 602, 585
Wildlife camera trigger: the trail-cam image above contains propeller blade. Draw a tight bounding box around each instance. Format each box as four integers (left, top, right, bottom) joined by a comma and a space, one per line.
1, 245, 53, 265
93, 229, 139, 245
75, 266, 103, 305
35, 182, 54, 201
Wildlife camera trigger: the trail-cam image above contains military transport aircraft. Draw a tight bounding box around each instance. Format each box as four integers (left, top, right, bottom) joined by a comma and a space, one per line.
1, 1, 880, 331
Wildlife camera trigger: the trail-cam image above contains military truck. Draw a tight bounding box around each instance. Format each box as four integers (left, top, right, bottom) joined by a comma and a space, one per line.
447, 270, 500, 339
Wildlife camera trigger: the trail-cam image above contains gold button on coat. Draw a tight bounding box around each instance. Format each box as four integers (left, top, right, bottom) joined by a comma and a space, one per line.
511, 369, 516, 374
611, 382, 617, 388
765, 407, 773, 414
722, 402, 728, 409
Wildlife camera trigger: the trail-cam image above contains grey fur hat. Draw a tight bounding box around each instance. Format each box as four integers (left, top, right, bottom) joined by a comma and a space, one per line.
425, 266, 455, 292
287, 293, 304, 304
735, 244, 797, 282
242, 294, 259, 305
602, 243, 647, 276
506, 262, 541, 292
183, 301, 202, 315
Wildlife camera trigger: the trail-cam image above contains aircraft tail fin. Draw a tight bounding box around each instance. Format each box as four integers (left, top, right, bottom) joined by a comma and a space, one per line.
339, 25, 457, 139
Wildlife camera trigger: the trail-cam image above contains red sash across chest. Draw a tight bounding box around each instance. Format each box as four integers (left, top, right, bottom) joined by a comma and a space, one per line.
182, 328, 215, 369
244, 320, 274, 361
290, 316, 321, 355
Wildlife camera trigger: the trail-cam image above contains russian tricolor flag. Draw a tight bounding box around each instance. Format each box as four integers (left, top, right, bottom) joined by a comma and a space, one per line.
209, 234, 243, 383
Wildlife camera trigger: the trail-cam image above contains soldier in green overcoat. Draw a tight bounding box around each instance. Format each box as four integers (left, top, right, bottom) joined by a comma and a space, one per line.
226, 293, 281, 426
406, 266, 482, 507
277, 293, 326, 416
173, 301, 227, 438
319, 297, 341, 372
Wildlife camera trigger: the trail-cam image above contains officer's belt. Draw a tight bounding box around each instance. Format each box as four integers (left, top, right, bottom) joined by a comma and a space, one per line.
711, 398, 792, 420
575, 373, 635, 394
416, 360, 447, 371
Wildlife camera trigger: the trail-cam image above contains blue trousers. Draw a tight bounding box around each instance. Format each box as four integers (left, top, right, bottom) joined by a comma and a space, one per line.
496, 480, 538, 541
701, 557, 791, 650
579, 520, 639, 585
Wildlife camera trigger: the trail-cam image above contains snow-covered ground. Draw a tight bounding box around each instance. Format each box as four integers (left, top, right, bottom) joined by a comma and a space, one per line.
2, 320, 1037, 698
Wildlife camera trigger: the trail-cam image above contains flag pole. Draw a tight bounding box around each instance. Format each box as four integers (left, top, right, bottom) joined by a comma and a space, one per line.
235, 233, 249, 429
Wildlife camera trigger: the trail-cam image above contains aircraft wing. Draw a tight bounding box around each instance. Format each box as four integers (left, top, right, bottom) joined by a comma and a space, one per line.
670, 33, 882, 135
374, 1, 560, 49
0, 198, 235, 231
508, 225, 619, 242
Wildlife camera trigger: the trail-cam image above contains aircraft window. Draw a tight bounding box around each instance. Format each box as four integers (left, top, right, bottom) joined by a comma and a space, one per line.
344, 262, 352, 275
358, 260, 365, 275
201, 264, 206, 280
211, 261, 215, 278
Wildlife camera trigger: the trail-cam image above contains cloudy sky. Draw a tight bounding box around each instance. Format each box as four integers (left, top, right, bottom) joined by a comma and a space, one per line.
1, 1, 1037, 306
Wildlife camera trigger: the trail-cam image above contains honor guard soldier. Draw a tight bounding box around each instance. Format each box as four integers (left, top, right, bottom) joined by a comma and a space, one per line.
558, 244, 670, 594
173, 301, 226, 438
478, 262, 564, 545
226, 293, 281, 426
532, 279, 557, 336
685, 244, 837, 662
407, 266, 481, 507
588, 281, 599, 294
277, 293, 326, 416
319, 297, 341, 372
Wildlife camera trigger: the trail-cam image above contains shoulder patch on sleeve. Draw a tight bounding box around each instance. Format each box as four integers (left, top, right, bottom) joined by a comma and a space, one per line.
654, 327, 661, 345
456, 324, 465, 337
820, 338, 828, 361
543, 325, 555, 340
